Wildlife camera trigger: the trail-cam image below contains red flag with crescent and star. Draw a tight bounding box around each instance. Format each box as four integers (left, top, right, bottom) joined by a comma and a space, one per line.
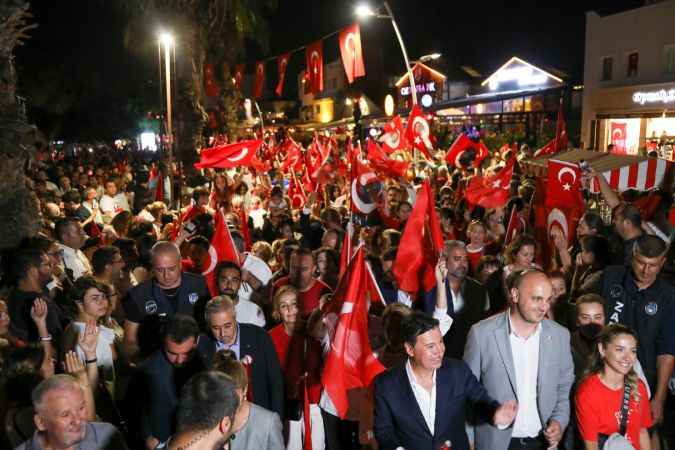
445, 133, 490, 168
339, 23, 366, 84
546, 160, 584, 211
305, 40, 324, 94
465, 156, 516, 208
234, 64, 245, 90
195, 139, 263, 169
367, 139, 409, 179
202, 212, 240, 296
405, 105, 434, 160
380, 115, 407, 154
275, 53, 290, 96
321, 246, 386, 419
253, 61, 265, 98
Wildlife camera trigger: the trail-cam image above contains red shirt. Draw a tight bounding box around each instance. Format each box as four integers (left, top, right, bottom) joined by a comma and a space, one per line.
466, 245, 484, 274
576, 374, 652, 450
268, 324, 322, 403
273, 276, 332, 316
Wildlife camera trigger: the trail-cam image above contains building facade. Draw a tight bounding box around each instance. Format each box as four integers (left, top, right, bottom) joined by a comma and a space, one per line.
581, 0, 675, 155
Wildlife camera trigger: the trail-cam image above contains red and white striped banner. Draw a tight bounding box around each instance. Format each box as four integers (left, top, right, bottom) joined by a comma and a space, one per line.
591, 158, 669, 193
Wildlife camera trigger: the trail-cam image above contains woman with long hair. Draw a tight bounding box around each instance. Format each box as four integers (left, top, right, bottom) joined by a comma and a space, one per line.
314, 247, 339, 290
570, 235, 611, 301
576, 324, 652, 450
268, 285, 324, 450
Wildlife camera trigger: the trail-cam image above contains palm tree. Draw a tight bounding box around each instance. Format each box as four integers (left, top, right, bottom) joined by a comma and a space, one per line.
119, 0, 276, 170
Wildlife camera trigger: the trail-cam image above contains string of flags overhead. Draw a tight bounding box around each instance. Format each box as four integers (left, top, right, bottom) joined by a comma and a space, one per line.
203, 23, 367, 100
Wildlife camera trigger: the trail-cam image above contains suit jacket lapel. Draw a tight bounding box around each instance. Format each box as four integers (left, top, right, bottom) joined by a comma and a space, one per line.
494, 312, 518, 399
397, 364, 432, 436
536, 321, 550, 413
434, 367, 450, 437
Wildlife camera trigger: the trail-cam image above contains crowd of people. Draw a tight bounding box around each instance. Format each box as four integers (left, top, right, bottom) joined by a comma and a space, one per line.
0, 135, 674, 450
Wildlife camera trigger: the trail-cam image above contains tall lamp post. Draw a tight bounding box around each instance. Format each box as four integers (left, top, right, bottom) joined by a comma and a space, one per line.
356, 2, 417, 105
159, 32, 174, 205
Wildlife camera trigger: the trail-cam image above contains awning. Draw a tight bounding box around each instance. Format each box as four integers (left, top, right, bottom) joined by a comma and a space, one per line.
521, 149, 671, 193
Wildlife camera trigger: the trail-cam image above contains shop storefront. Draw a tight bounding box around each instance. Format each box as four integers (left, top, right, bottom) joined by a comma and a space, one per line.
584, 82, 675, 158
429, 56, 571, 143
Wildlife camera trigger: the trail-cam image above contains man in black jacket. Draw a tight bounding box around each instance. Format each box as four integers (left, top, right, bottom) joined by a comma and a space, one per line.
126, 314, 205, 450
197, 295, 284, 418
423, 240, 489, 358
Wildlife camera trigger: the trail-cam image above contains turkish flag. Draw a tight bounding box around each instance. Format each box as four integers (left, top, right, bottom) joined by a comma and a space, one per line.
280, 139, 304, 173
307, 135, 330, 181
445, 133, 490, 168
275, 53, 290, 97
380, 115, 407, 153
350, 151, 381, 216
288, 173, 307, 209
305, 40, 324, 94
234, 64, 245, 90
339, 221, 354, 280
393, 181, 444, 296
195, 139, 263, 169
534, 101, 568, 158
253, 61, 265, 98
546, 160, 584, 210
504, 205, 524, 246
170, 204, 206, 241
321, 246, 386, 419
203, 212, 240, 296
339, 23, 366, 84
367, 139, 409, 179
405, 105, 435, 159
465, 156, 515, 208
611, 122, 627, 154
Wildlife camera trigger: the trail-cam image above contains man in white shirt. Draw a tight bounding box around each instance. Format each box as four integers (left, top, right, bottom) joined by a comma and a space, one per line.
216, 261, 265, 327
464, 269, 575, 450
99, 180, 130, 221
373, 311, 517, 450
55, 217, 92, 281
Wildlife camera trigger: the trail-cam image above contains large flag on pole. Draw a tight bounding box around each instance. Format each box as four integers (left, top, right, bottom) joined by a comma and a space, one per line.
202, 212, 240, 296
339, 23, 366, 84
195, 139, 263, 169
405, 105, 434, 160
321, 246, 386, 419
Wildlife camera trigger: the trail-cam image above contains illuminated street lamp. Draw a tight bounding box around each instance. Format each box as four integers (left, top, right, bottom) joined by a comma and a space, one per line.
356, 2, 418, 105
158, 31, 175, 204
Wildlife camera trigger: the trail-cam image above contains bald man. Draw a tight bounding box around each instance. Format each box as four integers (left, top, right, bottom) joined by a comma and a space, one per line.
463, 270, 574, 450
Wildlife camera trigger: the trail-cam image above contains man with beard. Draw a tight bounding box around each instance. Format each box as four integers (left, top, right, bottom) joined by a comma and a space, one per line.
424, 241, 489, 358
464, 270, 574, 450
215, 261, 265, 327
91, 246, 125, 287
272, 247, 331, 316
126, 314, 206, 450
162, 372, 240, 450
15, 375, 128, 450
7, 248, 67, 345
197, 296, 284, 418
378, 248, 412, 306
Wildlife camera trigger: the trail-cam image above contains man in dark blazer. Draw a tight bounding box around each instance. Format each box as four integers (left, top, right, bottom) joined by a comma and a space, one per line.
125, 314, 206, 450
424, 240, 489, 358
374, 311, 517, 450
197, 295, 284, 418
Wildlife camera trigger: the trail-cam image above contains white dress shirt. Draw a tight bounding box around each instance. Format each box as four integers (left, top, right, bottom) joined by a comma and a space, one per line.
59, 244, 92, 280
405, 359, 437, 435
508, 313, 543, 438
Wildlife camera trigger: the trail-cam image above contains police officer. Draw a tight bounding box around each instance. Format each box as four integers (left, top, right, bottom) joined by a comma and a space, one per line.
123, 241, 210, 359
596, 234, 675, 429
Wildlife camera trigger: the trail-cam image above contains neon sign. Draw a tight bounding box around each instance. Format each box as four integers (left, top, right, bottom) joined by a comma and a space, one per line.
632, 89, 675, 105
401, 82, 436, 96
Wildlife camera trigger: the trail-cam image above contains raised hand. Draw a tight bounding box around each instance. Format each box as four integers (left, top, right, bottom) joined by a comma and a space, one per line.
435, 254, 448, 284
63, 350, 86, 377
78, 320, 99, 360
30, 298, 49, 329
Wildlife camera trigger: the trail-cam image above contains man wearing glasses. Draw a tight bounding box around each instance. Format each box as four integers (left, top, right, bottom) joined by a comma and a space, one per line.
122, 241, 210, 360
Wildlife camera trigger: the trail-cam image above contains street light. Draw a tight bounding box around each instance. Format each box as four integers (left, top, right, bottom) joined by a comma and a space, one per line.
355, 2, 417, 105
158, 31, 174, 205
418, 53, 441, 63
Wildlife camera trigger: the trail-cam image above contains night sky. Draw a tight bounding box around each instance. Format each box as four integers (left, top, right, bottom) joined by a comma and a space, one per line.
15, 0, 645, 140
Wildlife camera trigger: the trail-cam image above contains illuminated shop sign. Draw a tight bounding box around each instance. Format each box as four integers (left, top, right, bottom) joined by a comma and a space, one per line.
401, 82, 436, 96
632, 89, 675, 105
